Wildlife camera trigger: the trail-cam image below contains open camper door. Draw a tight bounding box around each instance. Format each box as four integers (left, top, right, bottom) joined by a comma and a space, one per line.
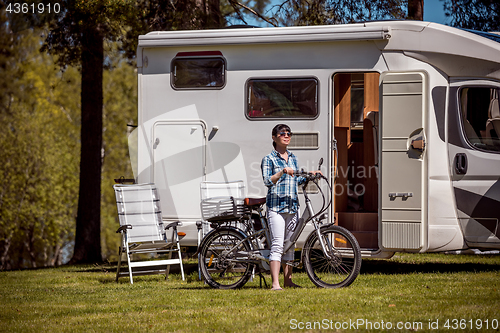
380, 72, 427, 251
152, 120, 206, 220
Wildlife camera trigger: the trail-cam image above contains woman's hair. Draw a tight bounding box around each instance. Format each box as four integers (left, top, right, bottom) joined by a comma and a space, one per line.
272, 124, 291, 148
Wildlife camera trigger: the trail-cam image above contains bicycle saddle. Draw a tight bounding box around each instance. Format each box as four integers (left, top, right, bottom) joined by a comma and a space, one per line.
244, 197, 266, 207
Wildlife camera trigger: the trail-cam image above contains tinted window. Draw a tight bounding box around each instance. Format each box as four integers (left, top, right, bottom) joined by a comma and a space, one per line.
171, 57, 225, 89
460, 87, 500, 152
247, 78, 318, 118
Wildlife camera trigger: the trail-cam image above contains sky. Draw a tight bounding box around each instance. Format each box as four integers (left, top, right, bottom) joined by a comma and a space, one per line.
424, 0, 450, 25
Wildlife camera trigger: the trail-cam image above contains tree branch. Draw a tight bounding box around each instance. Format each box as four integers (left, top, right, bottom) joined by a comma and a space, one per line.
228, 0, 278, 27
228, 0, 248, 24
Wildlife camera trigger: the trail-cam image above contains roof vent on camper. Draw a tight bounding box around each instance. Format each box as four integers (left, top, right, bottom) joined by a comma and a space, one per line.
226, 24, 259, 29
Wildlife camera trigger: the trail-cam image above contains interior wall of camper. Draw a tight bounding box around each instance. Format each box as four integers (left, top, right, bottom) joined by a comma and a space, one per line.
333, 72, 380, 250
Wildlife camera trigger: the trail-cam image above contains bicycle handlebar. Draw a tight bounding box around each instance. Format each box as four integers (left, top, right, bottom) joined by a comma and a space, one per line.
292, 157, 326, 182
293, 167, 331, 223
294, 170, 326, 181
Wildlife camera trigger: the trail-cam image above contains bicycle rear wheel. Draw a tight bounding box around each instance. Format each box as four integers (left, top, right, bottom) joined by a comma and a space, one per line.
199, 226, 254, 289
303, 225, 361, 288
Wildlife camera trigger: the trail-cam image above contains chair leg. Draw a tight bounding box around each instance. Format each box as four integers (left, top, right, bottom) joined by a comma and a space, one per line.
126, 249, 134, 284
198, 252, 202, 281
172, 229, 185, 281
165, 251, 172, 280
177, 242, 185, 281
116, 246, 123, 282
167, 228, 185, 281
197, 221, 202, 281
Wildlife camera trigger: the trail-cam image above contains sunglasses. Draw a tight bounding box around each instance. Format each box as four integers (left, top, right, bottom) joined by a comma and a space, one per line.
278, 131, 293, 137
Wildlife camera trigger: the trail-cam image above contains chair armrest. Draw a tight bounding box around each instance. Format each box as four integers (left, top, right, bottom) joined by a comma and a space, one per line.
165, 221, 181, 230
116, 225, 132, 233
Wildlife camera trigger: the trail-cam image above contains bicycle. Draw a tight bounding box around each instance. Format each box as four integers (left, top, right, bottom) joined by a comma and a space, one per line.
198, 159, 362, 289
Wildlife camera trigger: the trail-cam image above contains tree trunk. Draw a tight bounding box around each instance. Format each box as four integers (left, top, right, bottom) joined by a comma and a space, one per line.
70, 27, 103, 264
408, 0, 424, 20
207, 0, 222, 28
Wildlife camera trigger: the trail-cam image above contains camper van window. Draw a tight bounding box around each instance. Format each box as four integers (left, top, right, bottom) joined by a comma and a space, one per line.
459, 87, 500, 152
171, 57, 225, 89
247, 78, 318, 118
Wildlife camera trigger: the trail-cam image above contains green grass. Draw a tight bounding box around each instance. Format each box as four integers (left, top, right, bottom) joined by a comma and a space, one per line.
1, 253, 499, 332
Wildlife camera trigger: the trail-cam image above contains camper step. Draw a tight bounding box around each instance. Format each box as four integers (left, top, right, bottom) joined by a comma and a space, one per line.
350, 231, 378, 249
337, 212, 378, 232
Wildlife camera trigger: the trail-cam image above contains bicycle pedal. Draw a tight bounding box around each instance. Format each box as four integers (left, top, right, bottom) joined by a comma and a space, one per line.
250, 251, 268, 261
251, 253, 266, 261
286, 261, 302, 269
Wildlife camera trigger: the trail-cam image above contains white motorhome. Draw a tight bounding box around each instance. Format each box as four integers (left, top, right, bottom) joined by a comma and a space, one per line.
133, 21, 500, 257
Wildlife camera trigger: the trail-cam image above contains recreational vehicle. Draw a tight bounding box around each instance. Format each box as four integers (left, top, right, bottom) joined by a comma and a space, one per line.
132, 21, 500, 258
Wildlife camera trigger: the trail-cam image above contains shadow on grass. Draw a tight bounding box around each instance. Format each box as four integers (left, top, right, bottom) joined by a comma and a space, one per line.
73, 263, 198, 274
98, 276, 272, 289
361, 258, 500, 275
72, 255, 500, 282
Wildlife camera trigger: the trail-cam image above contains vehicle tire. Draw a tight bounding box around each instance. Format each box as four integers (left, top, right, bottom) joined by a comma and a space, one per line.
303, 225, 361, 288
199, 226, 255, 289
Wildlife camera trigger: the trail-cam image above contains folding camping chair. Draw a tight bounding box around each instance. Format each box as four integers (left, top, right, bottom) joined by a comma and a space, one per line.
114, 183, 185, 284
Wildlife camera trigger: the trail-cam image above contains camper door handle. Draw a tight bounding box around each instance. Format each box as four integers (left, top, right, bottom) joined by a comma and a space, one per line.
411, 138, 425, 152
389, 192, 413, 200
455, 153, 468, 175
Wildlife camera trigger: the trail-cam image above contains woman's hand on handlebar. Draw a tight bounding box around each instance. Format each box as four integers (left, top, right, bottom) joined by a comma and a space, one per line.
271, 167, 293, 184
309, 170, 324, 180
283, 167, 293, 176
295, 169, 324, 180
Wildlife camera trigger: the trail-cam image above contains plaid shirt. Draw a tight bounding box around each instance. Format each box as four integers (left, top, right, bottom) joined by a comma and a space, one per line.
261, 149, 305, 214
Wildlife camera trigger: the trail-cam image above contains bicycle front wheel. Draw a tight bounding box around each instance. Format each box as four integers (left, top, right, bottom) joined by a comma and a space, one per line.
199, 226, 254, 289
303, 225, 361, 288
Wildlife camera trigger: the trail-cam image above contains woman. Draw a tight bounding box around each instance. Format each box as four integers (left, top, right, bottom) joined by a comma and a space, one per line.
261, 124, 319, 290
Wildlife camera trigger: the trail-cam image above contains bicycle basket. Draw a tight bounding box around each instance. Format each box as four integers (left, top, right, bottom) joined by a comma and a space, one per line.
200, 181, 250, 222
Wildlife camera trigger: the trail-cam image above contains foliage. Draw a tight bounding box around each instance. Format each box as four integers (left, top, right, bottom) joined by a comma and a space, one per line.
119, 0, 272, 61
0, 23, 137, 268
120, 0, 223, 61
0, 1, 21, 113
0, 30, 80, 269
42, 0, 134, 69
42, 0, 137, 265
0, 253, 499, 332
100, 50, 137, 261
270, 0, 407, 26
442, 0, 500, 32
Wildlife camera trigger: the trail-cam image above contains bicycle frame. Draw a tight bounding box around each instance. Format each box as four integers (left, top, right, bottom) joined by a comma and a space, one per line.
210, 174, 333, 268
198, 164, 362, 289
